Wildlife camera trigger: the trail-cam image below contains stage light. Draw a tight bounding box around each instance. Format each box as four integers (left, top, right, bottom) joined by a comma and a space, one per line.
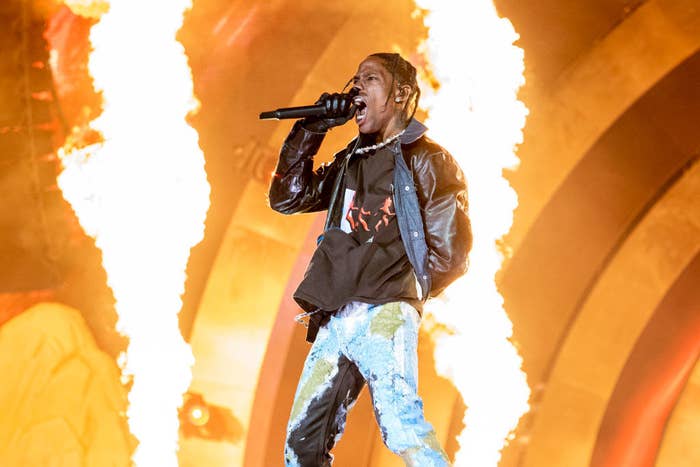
179, 392, 243, 443
186, 402, 210, 427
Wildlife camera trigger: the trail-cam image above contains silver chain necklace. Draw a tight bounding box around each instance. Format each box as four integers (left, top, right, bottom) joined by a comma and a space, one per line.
354, 128, 406, 155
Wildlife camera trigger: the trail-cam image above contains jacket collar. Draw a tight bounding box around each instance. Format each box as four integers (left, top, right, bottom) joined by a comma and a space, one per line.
399, 118, 428, 144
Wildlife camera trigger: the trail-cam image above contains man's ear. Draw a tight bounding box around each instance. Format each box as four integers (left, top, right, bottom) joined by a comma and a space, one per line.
395, 84, 411, 102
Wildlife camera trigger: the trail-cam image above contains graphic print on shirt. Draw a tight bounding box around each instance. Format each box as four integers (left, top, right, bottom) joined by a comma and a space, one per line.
340, 188, 396, 242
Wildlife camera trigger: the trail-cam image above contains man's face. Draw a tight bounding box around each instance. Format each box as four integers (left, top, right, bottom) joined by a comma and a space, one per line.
351, 56, 400, 135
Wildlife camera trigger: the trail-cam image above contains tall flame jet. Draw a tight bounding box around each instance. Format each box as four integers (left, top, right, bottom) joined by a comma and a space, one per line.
414, 1, 531, 464
57, 1, 210, 465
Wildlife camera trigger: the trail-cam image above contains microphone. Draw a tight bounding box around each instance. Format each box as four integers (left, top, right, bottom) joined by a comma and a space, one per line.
259, 88, 359, 120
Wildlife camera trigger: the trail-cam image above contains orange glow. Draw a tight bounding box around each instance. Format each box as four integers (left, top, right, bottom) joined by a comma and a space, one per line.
414, 1, 531, 464
56, 1, 209, 465
63, 0, 109, 19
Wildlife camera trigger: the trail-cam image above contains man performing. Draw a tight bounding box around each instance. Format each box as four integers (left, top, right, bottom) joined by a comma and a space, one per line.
268, 52, 472, 467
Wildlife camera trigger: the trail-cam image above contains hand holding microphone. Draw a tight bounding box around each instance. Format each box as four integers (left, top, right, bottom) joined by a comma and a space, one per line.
302, 90, 359, 132
259, 88, 360, 132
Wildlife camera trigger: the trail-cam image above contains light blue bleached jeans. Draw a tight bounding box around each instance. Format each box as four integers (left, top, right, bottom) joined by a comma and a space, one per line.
284, 301, 450, 467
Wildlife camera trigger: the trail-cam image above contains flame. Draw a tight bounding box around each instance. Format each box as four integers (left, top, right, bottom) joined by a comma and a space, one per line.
56, 1, 209, 465
64, 0, 109, 19
414, 1, 531, 464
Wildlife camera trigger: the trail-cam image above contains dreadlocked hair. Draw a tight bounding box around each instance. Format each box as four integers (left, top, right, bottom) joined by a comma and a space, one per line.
369, 52, 421, 123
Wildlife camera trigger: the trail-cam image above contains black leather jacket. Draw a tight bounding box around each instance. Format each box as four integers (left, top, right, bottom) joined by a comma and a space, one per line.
269, 118, 472, 303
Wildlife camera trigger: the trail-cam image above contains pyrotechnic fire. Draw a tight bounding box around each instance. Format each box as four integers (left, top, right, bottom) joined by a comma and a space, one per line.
63, 0, 108, 19
56, 1, 209, 465
414, 1, 530, 465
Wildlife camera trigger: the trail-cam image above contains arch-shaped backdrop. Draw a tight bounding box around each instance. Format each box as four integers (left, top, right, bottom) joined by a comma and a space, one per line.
1, 1, 699, 466
180, 1, 700, 466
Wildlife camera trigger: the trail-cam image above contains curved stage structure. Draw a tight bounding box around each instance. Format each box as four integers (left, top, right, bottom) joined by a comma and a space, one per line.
0, 1, 698, 466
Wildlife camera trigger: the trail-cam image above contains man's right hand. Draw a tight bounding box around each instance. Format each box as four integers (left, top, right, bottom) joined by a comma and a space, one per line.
302, 92, 357, 132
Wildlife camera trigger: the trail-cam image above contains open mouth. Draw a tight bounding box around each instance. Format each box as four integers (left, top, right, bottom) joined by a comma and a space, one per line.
354, 97, 367, 123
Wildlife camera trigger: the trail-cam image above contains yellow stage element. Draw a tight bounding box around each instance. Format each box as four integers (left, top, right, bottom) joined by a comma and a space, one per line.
524, 160, 700, 466
0, 302, 132, 467
509, 0, 700, 250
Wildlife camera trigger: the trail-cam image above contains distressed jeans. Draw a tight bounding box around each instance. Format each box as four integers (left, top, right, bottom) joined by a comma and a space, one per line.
285, 301, 449, 466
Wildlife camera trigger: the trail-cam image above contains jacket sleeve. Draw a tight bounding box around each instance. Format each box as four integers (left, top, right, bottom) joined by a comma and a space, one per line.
268, 121, 341, 214
413, 149, 472, 297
